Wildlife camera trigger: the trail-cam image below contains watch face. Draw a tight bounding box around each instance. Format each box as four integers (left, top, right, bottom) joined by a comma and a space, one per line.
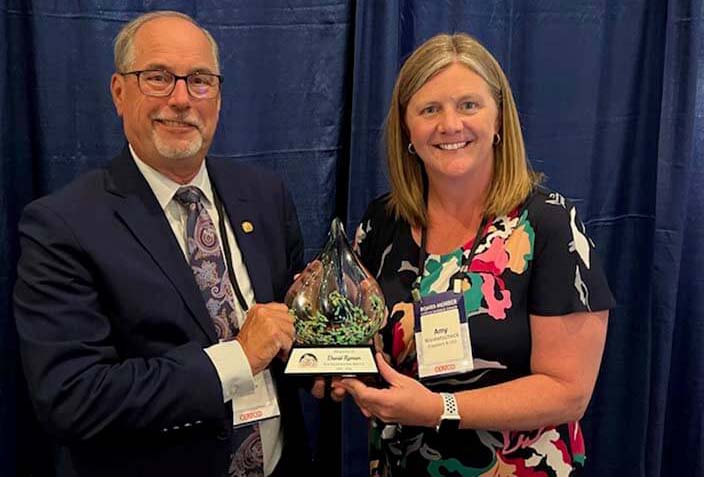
438, 416, 461, 433
436, 393, 461, 432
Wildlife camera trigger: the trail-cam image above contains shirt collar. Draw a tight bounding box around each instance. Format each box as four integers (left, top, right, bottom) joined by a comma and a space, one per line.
129, 144, 214, 209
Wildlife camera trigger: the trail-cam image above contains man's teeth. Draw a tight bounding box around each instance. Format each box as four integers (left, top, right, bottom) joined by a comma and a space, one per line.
159, 119, 191, 127
437, 141, 469, 150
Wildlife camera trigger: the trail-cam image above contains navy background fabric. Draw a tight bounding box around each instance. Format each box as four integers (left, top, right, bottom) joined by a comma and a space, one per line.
2, 1, 702, 476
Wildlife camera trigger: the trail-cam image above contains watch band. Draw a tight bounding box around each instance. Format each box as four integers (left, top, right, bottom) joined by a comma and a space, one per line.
436, 392, 461, 432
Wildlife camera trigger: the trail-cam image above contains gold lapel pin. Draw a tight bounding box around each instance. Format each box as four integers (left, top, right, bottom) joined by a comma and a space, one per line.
241, 221, 254, 233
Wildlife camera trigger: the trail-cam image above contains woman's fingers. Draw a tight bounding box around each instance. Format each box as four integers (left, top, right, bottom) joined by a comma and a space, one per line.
311, 377, 325, 399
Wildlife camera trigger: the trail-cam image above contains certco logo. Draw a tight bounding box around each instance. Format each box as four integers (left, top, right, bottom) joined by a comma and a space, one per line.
239, 410, 263, 421
434, 363, 456, 373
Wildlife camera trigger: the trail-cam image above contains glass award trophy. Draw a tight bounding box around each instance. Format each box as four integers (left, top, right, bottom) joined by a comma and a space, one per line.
284, 218, 385, 375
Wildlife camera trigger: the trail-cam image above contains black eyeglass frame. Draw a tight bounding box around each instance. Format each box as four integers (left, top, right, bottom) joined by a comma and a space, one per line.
120, 69, 224, 99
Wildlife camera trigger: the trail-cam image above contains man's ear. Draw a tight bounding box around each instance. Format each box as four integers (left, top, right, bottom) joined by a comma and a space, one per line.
110, 73, 125, 117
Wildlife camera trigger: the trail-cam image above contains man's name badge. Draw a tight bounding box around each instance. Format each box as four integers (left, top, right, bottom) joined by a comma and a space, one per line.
232, 370, 280, 427
414, 291, 474, 380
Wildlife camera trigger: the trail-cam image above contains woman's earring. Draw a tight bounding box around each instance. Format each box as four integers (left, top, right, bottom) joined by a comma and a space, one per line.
407, 143, 416, 155
493, 133, 501, 146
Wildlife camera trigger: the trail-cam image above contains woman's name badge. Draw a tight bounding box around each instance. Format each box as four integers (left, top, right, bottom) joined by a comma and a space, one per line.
233, 370, 280, 427
413, 291, 474, 380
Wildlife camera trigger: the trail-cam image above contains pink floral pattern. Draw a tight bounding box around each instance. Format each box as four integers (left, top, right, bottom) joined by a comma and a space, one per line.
354, 189, 613, 477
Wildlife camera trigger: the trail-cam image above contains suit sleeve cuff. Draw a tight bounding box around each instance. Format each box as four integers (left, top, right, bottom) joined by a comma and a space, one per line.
204, 340, 256, 403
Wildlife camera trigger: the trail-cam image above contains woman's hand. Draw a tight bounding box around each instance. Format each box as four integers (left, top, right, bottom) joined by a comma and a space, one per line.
337, 353, 442, 427
311, 377, 347, 402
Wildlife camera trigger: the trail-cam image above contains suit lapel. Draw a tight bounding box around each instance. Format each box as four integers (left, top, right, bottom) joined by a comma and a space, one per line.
209, 160, 274, 304
105, 148, 218, 343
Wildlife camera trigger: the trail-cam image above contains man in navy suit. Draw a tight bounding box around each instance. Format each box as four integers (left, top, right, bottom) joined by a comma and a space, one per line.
14, 11, 310, 476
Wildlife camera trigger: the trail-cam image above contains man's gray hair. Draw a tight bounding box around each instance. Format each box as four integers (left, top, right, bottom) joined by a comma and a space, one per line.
113, 11, 220, 73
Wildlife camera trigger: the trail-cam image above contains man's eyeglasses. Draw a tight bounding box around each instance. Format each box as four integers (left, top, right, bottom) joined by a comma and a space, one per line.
120, 69, 223, 99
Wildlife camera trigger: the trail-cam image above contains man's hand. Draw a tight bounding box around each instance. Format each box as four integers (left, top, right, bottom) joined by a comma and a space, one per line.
236, 303, 295, 375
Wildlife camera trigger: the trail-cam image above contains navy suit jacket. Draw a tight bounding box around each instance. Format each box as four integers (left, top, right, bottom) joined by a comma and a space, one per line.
14, 147, 310, 476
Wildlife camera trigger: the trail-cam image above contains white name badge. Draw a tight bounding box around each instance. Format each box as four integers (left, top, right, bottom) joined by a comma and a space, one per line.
414, 291, 474, 380
232, 370, 280, 427
285, 346, 377, 375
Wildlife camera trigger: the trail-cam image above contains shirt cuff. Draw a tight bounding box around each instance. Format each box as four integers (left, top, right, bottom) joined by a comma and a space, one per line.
204, 340, 256, 403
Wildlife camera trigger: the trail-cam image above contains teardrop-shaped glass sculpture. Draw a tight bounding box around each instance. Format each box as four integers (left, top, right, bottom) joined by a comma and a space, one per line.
286, 218, 386, 345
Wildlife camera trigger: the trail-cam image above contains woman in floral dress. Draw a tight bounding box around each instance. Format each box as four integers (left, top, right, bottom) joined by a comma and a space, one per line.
336, 33, 614, 477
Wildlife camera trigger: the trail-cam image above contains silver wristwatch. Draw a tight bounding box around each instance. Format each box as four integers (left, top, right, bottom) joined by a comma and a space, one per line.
435, 392, 461, 432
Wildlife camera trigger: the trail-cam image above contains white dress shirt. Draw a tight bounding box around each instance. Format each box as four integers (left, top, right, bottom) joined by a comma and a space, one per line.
130, 145, 283, 475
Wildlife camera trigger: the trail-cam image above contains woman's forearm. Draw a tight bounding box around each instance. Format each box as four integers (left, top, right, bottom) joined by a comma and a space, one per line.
452, 372, 589, 431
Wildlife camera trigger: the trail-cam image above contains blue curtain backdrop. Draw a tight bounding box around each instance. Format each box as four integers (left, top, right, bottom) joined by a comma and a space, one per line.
344, 2, 704, 476
1, 1, 702, 476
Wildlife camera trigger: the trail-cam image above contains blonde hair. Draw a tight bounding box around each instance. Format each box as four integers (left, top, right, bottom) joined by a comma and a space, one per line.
385, 33, 541, 227
113, 11, 220, 73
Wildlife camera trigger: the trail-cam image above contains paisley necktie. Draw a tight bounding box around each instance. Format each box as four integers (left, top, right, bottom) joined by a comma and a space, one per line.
174, 186, 264, 477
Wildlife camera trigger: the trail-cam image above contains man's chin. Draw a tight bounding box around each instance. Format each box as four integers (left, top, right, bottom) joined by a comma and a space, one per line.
158, 150, 201, 160
153, 138, 203, 161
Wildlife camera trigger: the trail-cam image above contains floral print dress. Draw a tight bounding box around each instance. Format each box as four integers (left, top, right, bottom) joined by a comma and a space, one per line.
353, 187, 615, 477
